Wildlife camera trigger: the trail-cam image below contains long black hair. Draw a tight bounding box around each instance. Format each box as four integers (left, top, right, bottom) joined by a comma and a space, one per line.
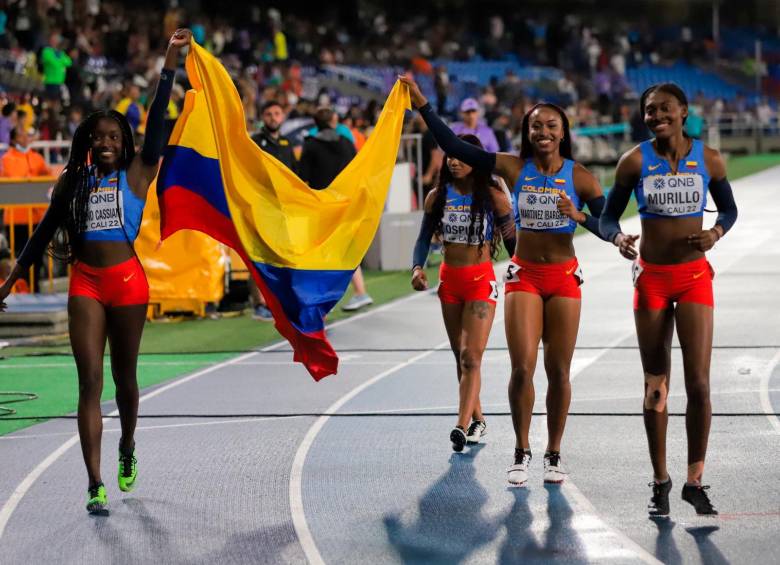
640, 82, 689, 126
51, 110, 136, 262
520, 102, 573, 160
431, 134, 501, 259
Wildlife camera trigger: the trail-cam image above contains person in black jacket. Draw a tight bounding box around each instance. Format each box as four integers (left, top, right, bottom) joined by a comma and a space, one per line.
298, 107, 372, 311
298, 107, 356, 190
251, 101, 297, 171
249, 100, 298, 321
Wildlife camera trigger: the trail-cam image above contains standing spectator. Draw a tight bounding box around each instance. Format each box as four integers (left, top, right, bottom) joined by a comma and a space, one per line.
249, 100, 298, 321
252, 101, 297, 169
299, 107, 373, 312
40, 31, 73, 101
434, 66, 450, 116
451, 98, 500, 153
115, 80, 146, 134
300, 107, 356, 187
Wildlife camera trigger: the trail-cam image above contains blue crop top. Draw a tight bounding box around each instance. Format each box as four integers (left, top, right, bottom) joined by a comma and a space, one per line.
635, 139, 710, 219
441, 185, 494, 245
82, 168, 145, 242
512, 159, 580, 233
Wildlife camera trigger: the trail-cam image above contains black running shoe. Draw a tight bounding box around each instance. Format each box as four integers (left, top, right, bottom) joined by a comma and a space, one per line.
682, 484, 718, 515
450, 427, 467, 452
648, 479, 672, 516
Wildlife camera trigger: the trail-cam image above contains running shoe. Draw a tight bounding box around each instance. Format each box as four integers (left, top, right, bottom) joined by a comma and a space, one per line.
450, 426, 467, 452
543, 451, 568, 484
252, 305, 274, 321
648, 478, 673, 516
466, 420, 487, 444
86, 483, 108, 514
341, 294, 373, 312
118, 448, 137, 492
682, 484, 718, 515
507, 450, 532, 486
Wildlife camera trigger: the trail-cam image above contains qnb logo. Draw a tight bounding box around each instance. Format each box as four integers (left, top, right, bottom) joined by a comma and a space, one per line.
654, 178, 665, 190
527, 194, 537, 206
448, 213, 458, 223
665, 176, 697, 188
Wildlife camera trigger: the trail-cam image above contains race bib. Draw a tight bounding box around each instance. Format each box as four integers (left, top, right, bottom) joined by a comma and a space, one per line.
504, 260, 522, 282
489, 280, 499, 301
86, 187, 124, 232
642, 174, 704, 216
631, 260, 643, 287
516, 192, 570, 230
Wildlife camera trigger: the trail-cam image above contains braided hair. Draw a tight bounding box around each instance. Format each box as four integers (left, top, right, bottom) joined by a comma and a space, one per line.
520, 103, 573, 160
431, 134, 501, 259
51, 110, 135, 262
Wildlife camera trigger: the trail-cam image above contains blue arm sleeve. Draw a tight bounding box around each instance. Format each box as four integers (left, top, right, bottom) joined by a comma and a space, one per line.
708, 177, 738, 234
16, 194, 68, 269
579, 195, 608, 241
140, 69, 175, 165
599, 183, 633, 243
418, 104, 496, 172
412, 212, 437, 269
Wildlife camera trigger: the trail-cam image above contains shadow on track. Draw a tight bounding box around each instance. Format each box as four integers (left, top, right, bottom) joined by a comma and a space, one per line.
383, 444, 499, 564
499, 484, 587, 564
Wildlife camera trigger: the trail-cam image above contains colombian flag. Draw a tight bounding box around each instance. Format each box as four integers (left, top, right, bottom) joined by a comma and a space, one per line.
157, 40, 409, 380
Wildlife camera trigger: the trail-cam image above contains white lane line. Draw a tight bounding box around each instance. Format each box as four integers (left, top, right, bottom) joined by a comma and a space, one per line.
0, 286, 443, 543
561, 333, 662, 564
289, 339, 452, 565
0, 351, 256, 541
759, 351, 780, 434
0, 415, 302, 441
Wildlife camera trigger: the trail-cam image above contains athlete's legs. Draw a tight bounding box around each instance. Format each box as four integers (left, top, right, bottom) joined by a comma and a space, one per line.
456, 300, 496, 428
106, 304, 147, 452
541, 296, 581, 453
674, 302, 714, 484
69, 296, 108, 486
634, 307, 675, 482
505, 291, 544, 450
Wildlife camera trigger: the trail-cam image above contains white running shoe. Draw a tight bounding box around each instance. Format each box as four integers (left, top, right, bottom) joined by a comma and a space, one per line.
466, 420, 487, 444
341, 294, 373, 312
507, 450, 532, 486
543, 452, 568, 484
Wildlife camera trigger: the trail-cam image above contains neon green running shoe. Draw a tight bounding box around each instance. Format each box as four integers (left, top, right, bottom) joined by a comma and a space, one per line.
118, 448, 137, 492
86, 483, 108, 514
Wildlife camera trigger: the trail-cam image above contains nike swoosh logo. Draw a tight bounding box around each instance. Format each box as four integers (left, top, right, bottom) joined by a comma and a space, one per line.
648, 164, 662, 171
692, 271, 706, 279
565, 268, 575, 275
473, 274, 486, 281
123, 273, 136, 282
524, 176, 539, 181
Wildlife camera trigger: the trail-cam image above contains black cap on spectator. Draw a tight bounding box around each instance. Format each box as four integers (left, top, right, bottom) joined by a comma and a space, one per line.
314, 107, 334, 130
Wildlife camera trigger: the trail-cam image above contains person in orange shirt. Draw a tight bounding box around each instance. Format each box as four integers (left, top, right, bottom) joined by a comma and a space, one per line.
1, 126, 53, 292
0, 127, 51, 177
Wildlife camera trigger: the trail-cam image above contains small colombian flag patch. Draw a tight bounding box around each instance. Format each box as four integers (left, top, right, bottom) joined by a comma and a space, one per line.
554, 178, 566, 184
686, 161, 698, 167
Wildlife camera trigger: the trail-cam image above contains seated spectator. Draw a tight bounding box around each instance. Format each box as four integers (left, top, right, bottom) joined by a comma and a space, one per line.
0, 127, 52, 177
